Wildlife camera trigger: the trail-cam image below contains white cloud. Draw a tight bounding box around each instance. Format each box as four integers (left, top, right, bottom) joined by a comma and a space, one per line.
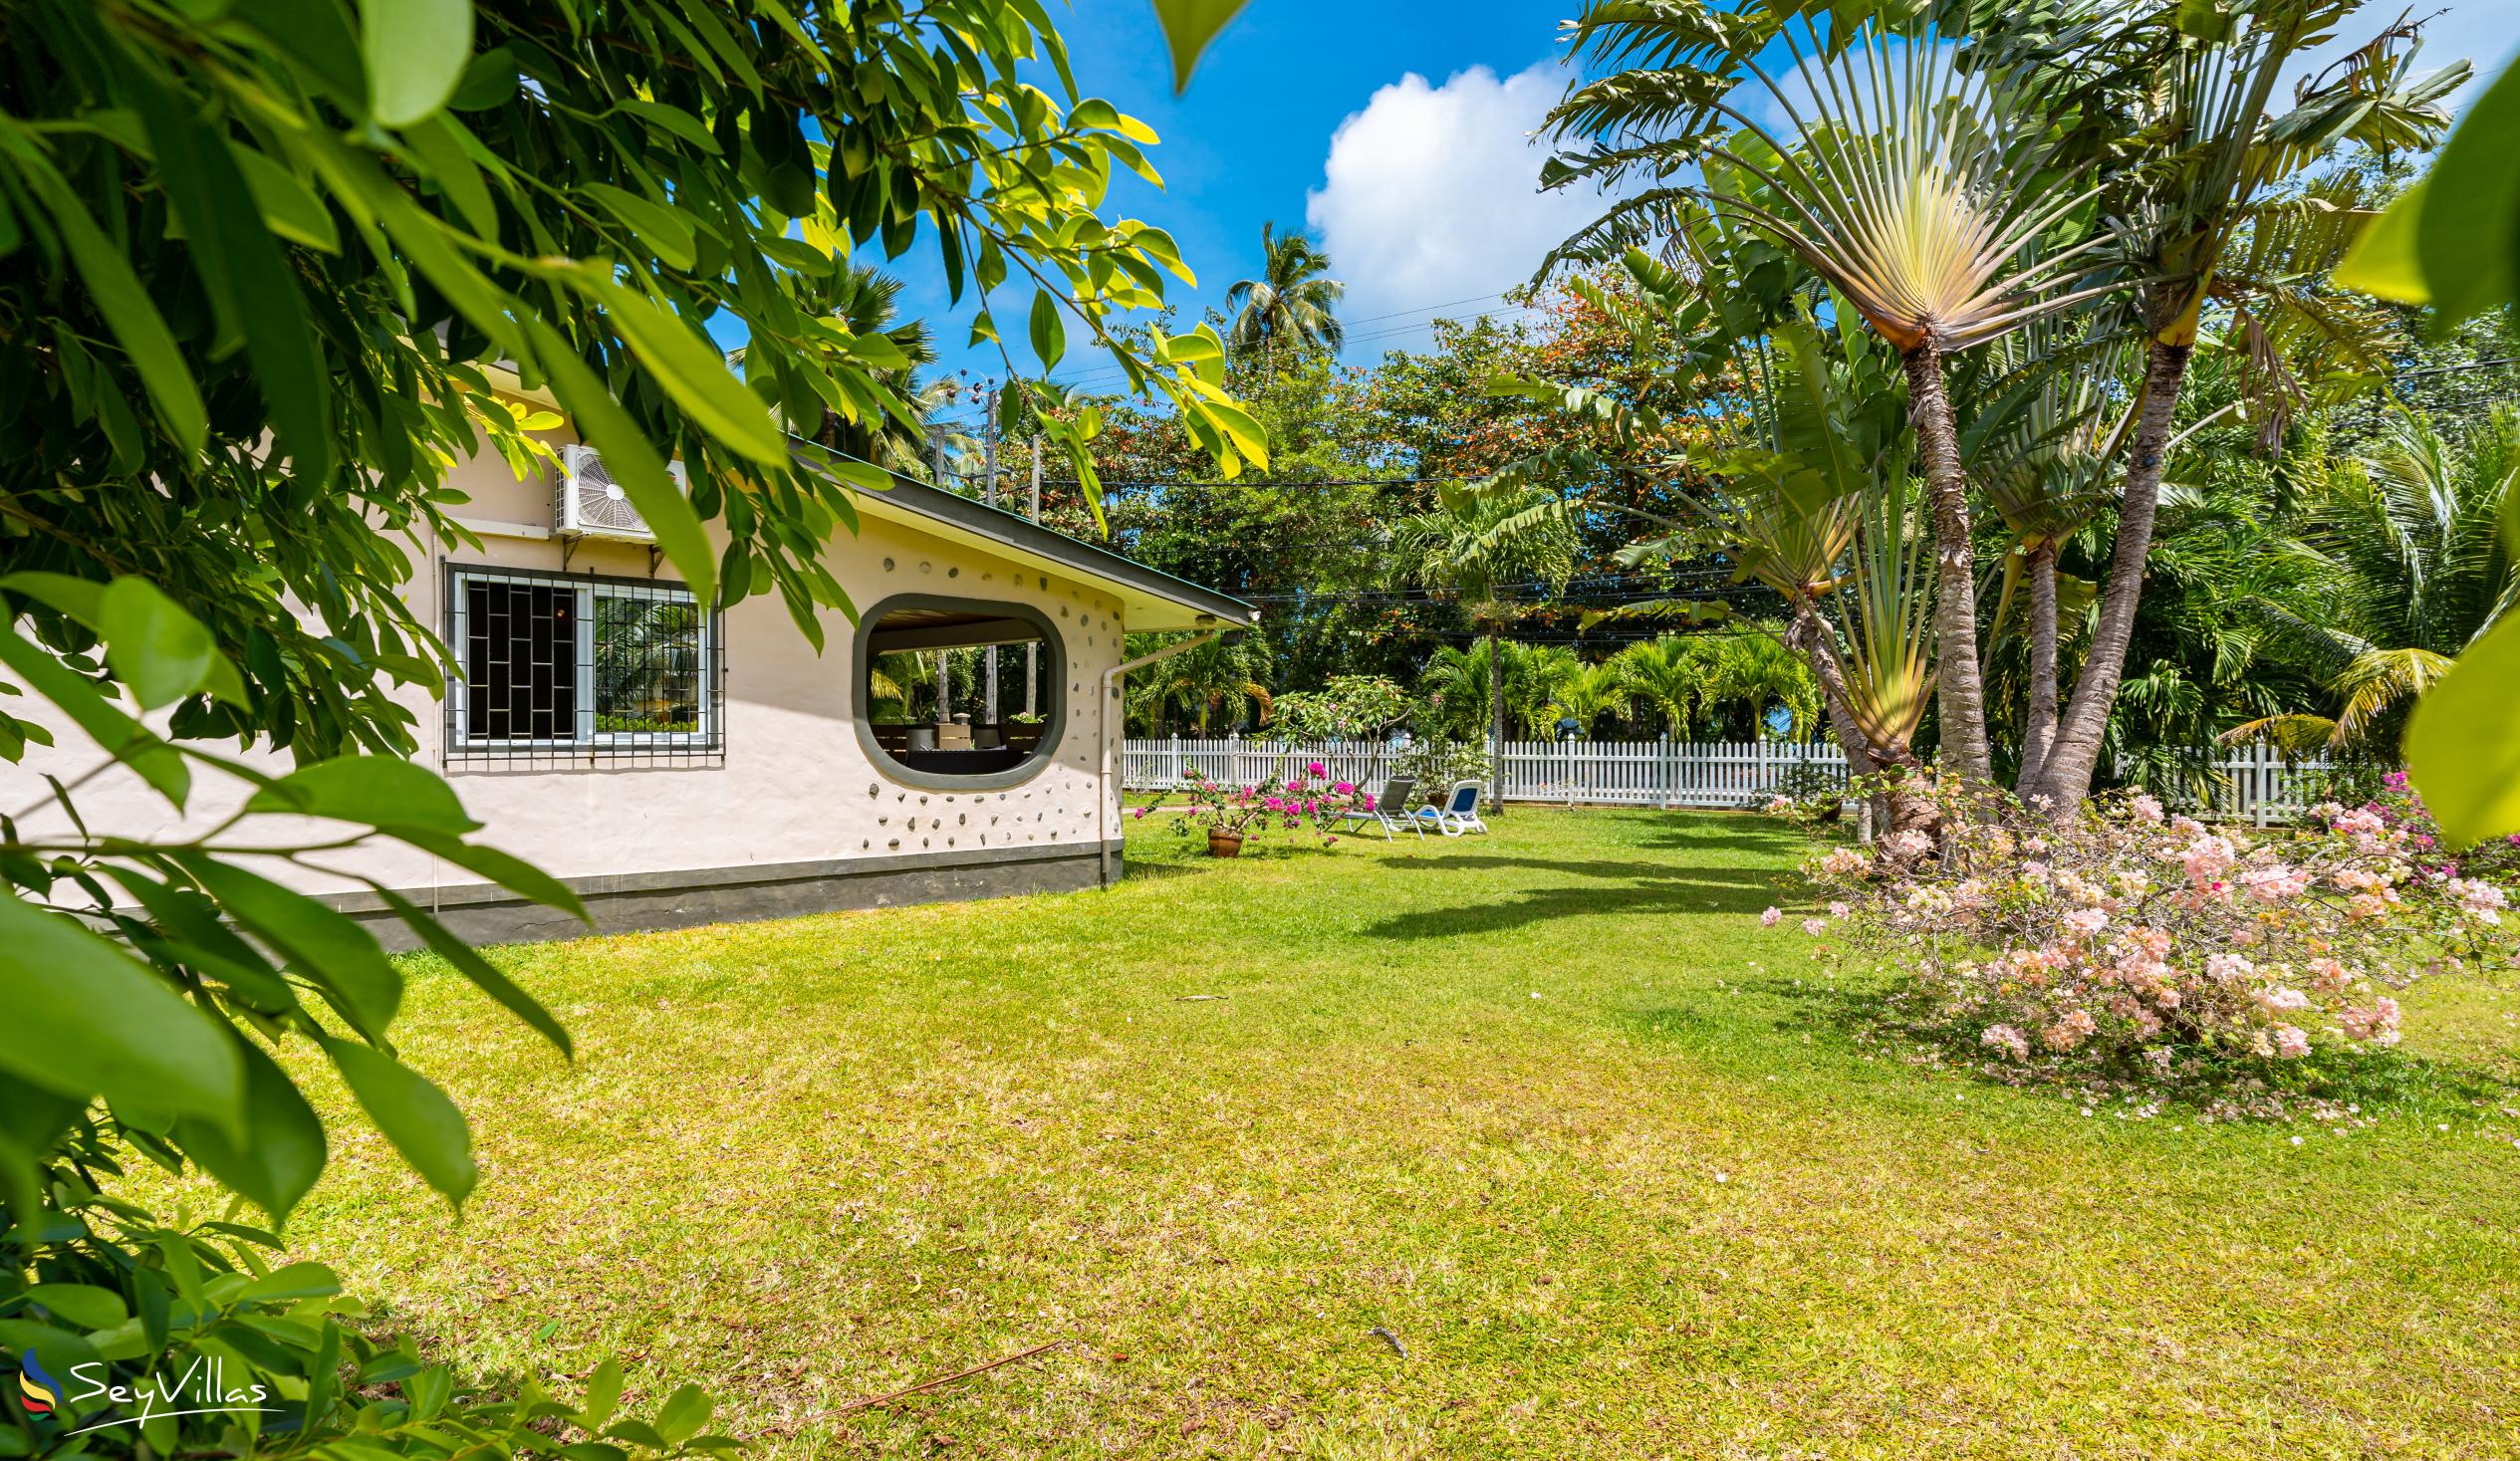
1306, 63, 1618, 349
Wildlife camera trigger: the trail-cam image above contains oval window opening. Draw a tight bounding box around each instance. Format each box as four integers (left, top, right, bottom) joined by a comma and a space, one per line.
858, 596, 1063, 790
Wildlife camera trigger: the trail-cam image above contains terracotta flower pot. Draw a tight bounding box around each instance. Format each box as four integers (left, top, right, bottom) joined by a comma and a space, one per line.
1207, 830, 1245, 858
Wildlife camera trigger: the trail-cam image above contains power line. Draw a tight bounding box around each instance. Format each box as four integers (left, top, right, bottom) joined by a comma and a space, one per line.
1337, 287, 1515, 329
1243, 572, 1735, 606
1034, 299, 1544, 392
2394, 356, 2519, 379
1042, 473, 1444, 490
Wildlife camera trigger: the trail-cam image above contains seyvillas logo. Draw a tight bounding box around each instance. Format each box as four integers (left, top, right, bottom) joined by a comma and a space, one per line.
16, 1353, 57, 1416
8, 1352, 278, 1435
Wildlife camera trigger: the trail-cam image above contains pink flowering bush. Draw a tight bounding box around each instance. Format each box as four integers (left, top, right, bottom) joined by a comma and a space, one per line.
1136, 765, 1368, 848
2337, 769, 2520, 883
1773, 778, 2515, 1104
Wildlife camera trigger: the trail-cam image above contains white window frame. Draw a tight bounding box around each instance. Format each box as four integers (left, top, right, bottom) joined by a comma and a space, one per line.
449, 566, 714, 751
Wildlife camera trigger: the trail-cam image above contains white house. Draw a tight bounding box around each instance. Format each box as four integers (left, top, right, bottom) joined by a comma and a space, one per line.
6, 385, 1256, 946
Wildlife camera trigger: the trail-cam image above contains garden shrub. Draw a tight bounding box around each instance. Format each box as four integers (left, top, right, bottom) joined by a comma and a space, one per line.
1267, 676, 1413, 743
2, 1120, 732, 1457
1134, 764, 1367, 846
1394, 738, 1491, 796
1773, 779, 2515, 1115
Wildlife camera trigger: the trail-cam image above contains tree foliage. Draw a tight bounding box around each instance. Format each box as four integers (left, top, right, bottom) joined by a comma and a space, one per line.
0, 0, 1256, 1448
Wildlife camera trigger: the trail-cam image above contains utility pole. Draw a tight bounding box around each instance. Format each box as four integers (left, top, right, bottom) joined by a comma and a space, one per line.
1027, 435, 1042, 718
981, 382, 1000, 727
930, 434, 951, 722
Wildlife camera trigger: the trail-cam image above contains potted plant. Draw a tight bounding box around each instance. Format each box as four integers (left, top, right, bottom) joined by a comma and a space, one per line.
1137, 765, 1368, 856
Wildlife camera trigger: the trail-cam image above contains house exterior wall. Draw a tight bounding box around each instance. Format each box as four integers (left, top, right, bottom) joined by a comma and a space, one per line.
1, 426, 1139, 943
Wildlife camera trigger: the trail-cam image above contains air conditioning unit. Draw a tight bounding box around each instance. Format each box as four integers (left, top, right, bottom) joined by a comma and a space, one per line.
556, 444, 685, 541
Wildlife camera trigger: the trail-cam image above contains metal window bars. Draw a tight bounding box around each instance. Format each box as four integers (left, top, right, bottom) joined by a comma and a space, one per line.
442, 563, 725, 770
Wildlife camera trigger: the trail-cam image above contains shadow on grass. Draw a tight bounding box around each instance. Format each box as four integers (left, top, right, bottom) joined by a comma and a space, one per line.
1386, 852, 1793, 886
1118, 858, 1209, 883
1364, 860, 1777, 938
1634, 830, 1811, 856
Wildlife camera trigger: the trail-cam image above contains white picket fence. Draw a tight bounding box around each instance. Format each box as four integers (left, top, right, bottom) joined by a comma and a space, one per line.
1120, 736, 2341, 825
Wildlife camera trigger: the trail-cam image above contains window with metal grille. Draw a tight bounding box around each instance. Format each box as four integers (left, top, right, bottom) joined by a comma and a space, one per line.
444, 565, 723, 768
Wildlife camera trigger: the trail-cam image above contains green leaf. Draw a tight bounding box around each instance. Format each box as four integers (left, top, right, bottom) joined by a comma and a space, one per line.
0, 624, 188, 804
174, 1036, 328, 1218
586, 278, 783, 464
375, 886, 573, 1058
1029, 288, 1067, 370
448, 45, 521, 111
114, 868, 299, 1010
171, 853, 402, 1039
615, 99, 721, 154
528, 322, 716, 603
2405, 613, 2520, 847
842, 331, 909, 370
2333, 178, 2429, 303
400, 114, 500, 239
232, 0, 367, 111
1195, 396, 1267, 468
578, 1358, 624, 1431
0, 1071, 88, 1220
1160, 332, 1223, 369
400, 830, 590, 921
583, 183, 698, 273
304, 1320, 342, 1435
245, 755, 482, 835
239, 1261, 342, 1303
28, 1285, 129, 1331
127, 59, 333, 483
1149, 0, 1250, 92
0, 891, 242, 1129
654, 1383, 712, 1445
323, 1038, 476, 1204
362, 0, 474, 126
19, 154, 207, 450
0, 571, 106, 627
99, 577, 217, 710
2414, 61, 2520, 325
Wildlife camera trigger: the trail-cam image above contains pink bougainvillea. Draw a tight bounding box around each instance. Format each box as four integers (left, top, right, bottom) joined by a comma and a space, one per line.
1136, 766, 1372, 849
1768, 779, 2514, 1094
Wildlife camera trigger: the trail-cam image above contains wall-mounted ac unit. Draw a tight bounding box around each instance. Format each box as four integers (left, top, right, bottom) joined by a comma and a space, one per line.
556, 444, 685, 541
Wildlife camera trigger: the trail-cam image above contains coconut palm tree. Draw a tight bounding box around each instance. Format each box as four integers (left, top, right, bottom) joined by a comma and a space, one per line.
2225, 409, 2520, 758
1225, 223, 1346, 376
804, 263, 938, 472
1393, 486, 1581, 807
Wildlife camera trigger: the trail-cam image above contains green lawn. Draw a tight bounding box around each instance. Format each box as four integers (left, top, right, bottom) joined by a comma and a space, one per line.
255, 810, 2520, 1458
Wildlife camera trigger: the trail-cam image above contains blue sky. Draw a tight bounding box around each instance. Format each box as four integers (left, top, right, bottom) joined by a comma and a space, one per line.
752, 1, 2518, 420
841, 1, 1607, 410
